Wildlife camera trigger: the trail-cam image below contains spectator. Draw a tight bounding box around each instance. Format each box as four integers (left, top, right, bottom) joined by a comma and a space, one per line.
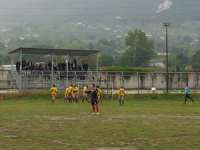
27, 69, 31, 79
80, 73, 85, 80
16, 61, 20, 71
22, 58, 26, 70
82, 58, 86, 70
35, 64, 38, 70
58, 61, 62, 71
32, 63, 35, 70
44, 64, 49, 71
73, 58, 77, 70
48, 61, 52, 70
78, 65, 82, 71
68, 61, 71, 71
53, 60, 57, 71
62, 61, 66, 71
27, 60, 33, 70
72, 62, 76, 71
38, 64, 43, 70
84, 62, 88, 71
0, 93, 2, 100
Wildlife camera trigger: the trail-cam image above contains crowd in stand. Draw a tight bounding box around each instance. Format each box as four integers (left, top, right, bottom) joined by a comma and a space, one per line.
16, 58, 89, 72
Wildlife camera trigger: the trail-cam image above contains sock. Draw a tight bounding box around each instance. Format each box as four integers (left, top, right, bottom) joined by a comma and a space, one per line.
122, 101, 124, 106
92, 106, 95, 113
119, 100, 121, 106
96, 106, 99, 112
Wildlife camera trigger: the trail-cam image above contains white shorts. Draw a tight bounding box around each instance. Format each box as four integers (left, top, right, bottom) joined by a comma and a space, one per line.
119, 95, 124, 99
72, 94, 78, 99
83, 94, 87, 98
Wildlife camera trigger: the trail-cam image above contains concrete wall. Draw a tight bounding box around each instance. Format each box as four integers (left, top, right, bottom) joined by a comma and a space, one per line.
0, 70, 199, 89
97, 72, 199, 89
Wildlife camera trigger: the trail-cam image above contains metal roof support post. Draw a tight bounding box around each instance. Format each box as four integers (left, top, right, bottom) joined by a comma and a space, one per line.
10, 54, 13, 90
41, 71, 44, 89
20, 50, 22, 90
96, 54, 99, 83
151, 72, 154, 87
137, 72, 139, 94
180, 72, 183, 93
106, 72, 109, 96
194, 73, 197, 93
10, 54, 13, 75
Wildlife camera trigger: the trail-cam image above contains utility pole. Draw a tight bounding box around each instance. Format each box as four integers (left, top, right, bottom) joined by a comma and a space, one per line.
133, 39, 138, 67
163, 23, 170, 93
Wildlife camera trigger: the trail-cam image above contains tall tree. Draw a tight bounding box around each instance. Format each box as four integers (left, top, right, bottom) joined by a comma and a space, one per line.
182, 36, 192, 44
99, 55, 114, 67
192, 50, 200, 68
121, 29, 155, 67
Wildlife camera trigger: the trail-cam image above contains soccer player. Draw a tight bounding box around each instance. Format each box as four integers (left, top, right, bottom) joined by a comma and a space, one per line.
85, 84, 99, 115
50, 85, 58, 104
82, 85, 89, 103
67, 85, 73, 102
64, 86, 70, 102
0, 93, 2, 100
184, 85, 194, 104
72, 85, 79, 103
118, 86, 125, 106
96, 85, 102, 103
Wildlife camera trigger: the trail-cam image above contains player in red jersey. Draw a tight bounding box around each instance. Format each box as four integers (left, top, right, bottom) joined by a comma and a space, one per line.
85, 84, 99, 115
0, 93, 2, 100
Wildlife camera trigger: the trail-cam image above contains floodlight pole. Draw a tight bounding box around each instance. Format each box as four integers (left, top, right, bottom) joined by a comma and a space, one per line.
51, 52, 53, 86
163, 23, 170, 93
133, 40, 137, 67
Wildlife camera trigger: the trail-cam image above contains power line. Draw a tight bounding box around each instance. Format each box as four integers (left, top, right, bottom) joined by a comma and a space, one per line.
0, 13, 199, 17
0, 6, 199, 9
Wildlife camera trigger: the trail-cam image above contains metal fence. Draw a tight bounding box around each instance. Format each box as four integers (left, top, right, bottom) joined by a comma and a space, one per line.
1, 70, 200, 94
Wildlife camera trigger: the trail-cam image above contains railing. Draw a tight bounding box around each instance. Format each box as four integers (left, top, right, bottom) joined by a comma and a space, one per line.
0, 70, 200, 93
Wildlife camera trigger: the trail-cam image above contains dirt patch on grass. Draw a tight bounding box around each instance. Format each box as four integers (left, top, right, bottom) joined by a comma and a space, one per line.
103, 114, 200, 120
34, 115, 92, 121
34, 114, 200, 123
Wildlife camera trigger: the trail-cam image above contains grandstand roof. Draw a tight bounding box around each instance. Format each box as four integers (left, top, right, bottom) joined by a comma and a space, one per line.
9, 47, 100, 56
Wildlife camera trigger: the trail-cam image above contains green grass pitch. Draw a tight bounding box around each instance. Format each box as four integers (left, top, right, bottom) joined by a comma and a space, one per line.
0, 92, 200, 150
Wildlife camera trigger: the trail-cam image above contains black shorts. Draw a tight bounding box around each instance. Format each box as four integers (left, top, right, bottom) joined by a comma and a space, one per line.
91, 100, 98, 105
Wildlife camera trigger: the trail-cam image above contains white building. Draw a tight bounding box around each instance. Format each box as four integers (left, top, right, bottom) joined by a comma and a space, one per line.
149, 59, 165, 68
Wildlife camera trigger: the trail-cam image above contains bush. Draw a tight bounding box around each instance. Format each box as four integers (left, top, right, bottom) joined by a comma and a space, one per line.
103, 66, 151, 72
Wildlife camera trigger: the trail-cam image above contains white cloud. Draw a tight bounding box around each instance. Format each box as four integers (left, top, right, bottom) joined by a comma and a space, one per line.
157, 0, 173, 13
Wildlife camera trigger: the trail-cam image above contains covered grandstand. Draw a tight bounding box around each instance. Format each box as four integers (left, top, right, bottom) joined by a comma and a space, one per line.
9, 48, 100, 90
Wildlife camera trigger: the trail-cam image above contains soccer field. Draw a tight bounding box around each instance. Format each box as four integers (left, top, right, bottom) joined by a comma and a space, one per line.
0, 93, 200, 150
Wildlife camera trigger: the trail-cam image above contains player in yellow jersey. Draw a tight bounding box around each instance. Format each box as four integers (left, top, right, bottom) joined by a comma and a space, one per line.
72, 85, 79, 103
50, 85, 58, 104
96, 86, 102, 103
64, 86, 70, 102
66, 85, 73, 102
82, 85, 89, 103
118, 86, 125, 106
